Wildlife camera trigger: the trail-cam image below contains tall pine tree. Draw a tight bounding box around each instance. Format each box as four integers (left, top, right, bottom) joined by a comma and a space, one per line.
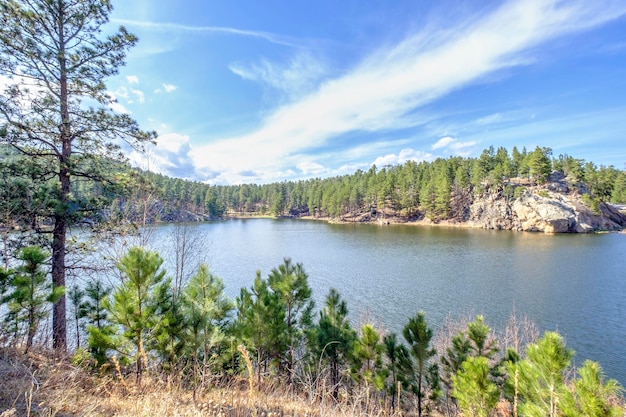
0, 0, 155, 351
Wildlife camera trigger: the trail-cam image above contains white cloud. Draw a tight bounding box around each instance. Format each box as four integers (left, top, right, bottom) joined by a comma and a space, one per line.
475, 113, 503, 125
109, 101, 130, 114
155, 84, 177, 94
126, 75, 140, 84
108, 85, 143, 107
112, 18, 301, 48
297, 161, 328, 176
230, 52, 328, 100
430, 136, 479, 156
189, 0, 625, 184
156, 132, 189, 153
432, 136, 455, 150
449, 140, 479, 151
129, 132, 198, 178
0, 74, 44, 108
131, 88, 145, 103
111, 87, 129, 100
107, 88, 131, 113
373, 149, 433, 167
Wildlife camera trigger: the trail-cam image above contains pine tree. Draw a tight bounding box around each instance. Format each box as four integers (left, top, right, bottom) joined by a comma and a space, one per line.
105, 247, 167, 385
517, 331, 573, 417
610, 171, 626, 203
467, 315, 498, 359
68, 285, 89, 350
351, 323, 387, 392
267, 258, 314, 381
562, 360, 624, 417
528, 147, 553, 184
0, 267, 11, 304
151, 278, 186, 370
384, 333, 404, 413
452, 356, 499, 417
312, 288, 356, 400
0, 0, 155, 351
182, 264, 233, 395
83, 278, 116, 366
236, 273, 287, 386
401, 311, 439, 417
4, 246, 63, 353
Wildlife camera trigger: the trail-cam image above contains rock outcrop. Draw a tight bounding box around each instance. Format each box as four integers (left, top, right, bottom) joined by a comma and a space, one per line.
467, 180, 626, 233
331, 179, 626, 233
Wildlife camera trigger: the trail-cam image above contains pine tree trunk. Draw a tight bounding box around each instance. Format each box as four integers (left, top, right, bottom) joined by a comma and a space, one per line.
26, 306, 35, 353
52, 214, 67, 351
52, 3, 71, 353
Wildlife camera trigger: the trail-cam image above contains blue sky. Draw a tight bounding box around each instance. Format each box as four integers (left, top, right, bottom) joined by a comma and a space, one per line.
105, 0, 626, 185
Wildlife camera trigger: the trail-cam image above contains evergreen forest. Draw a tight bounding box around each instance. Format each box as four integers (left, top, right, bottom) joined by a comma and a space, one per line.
3, 143, 626, 233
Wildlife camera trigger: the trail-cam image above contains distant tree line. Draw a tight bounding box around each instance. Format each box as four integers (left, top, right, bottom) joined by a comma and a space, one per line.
136, 146, 626, 222
1, 247, 623, 416
3, 145, 625, 235
108, 146, 626, 221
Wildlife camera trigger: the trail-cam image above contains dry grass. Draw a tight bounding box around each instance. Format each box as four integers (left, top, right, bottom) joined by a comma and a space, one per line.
0, 347, 404, 417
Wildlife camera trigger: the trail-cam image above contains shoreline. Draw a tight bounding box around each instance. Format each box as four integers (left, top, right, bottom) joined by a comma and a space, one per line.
222, 213, 626, 234
227, 213, 494, 230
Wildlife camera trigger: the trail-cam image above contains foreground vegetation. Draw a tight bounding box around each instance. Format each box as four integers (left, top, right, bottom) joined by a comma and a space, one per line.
1, 245, 623, 416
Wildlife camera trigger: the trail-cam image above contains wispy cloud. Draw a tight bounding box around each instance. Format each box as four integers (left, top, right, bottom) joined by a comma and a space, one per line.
110, 86, 145, 106
432, 137, 455, 150
112, 18, 301, 47
475, 113, 504, 126
154, 84, 177, 94
431, 137, 479, 156
109, 100, 129, 114
297, 161, 328, 176
130, 132, 199, 179
126, 75, 140, 84
163, 84, 177, 93
130, 89, 145, 103
179, 0, 626, 183
373, 149, 434, 167
454, 106, 626, 160
229, 52, 329, 100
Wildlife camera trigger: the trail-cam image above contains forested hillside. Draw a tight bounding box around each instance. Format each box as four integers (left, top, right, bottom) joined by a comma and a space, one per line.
2, 144, 626, 232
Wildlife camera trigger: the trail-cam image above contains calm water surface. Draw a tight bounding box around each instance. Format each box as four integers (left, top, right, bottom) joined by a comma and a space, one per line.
146, 219, 626, 384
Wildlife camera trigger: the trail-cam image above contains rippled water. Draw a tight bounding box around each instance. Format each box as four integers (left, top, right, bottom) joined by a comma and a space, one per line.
145, 219, 626, 384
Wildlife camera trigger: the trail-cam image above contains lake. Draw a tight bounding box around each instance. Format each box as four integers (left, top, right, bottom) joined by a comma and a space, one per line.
143, 218, 626, 384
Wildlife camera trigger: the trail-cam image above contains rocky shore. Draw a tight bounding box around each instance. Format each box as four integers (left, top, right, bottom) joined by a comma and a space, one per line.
321, 174, 626, 234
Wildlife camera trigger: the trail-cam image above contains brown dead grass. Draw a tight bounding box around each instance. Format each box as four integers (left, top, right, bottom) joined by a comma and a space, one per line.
0, 347, 403, 417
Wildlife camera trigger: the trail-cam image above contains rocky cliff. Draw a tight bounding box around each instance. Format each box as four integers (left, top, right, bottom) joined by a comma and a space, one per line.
467, 175, 626, 233
336, 173, 626, 233
469, 189, 625, 233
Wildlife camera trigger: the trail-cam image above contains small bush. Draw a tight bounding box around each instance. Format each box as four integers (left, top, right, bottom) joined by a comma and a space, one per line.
581, 194, 601, 214
71, 347, 93, 368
